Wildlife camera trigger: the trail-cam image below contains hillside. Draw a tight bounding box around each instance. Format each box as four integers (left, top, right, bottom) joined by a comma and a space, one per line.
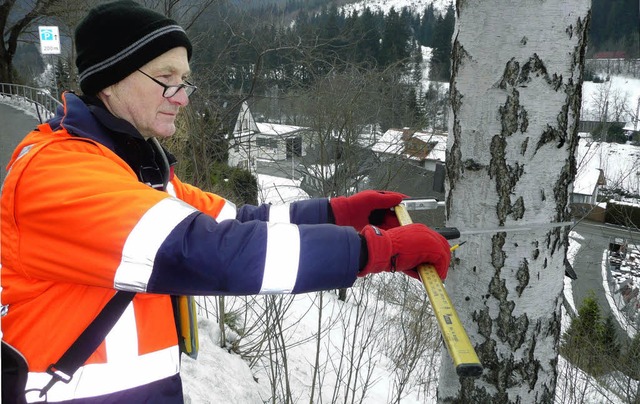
342, 0, 452, 15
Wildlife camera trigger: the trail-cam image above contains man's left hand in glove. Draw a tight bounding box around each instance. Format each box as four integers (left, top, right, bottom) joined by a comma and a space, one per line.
330, 190, 407, 232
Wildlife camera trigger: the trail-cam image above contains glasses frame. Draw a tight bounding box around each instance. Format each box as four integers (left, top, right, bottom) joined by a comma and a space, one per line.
137, 69, 197, 98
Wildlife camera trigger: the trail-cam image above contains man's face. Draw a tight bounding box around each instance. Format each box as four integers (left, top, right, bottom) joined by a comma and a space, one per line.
99, 47, 191, 139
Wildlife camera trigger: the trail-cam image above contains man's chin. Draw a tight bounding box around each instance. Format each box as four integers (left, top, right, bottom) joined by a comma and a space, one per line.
150, 124, 176, 139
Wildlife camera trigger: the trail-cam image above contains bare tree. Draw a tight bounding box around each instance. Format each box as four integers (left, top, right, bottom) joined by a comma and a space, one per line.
143, 0, 217, 30
441, 0, 591, 402
0, 0, 93, 83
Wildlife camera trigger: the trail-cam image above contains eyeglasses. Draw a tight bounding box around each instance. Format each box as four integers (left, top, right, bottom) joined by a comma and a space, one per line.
137, 69, 197, 98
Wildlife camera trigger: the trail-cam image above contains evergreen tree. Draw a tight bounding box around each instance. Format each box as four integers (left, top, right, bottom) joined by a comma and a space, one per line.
429, 4, 454, 81
623, 333, 640, 381
419, 4, 437, 47
561, 293, 621, 376
379, 7, 410, 67
589, 0, 639, 57
598, 315, 620, 372
353, 7, 380, 66
54, 57, 72, 96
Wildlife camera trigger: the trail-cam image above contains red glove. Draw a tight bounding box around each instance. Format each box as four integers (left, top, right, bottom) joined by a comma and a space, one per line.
359, 224, 451, 280
330, 190, 407, 232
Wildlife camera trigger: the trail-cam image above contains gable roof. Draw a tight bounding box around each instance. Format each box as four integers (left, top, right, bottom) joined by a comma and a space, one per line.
371, 128, 447, 162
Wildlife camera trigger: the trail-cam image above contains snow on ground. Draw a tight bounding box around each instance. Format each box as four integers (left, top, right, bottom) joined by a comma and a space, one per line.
0, 94, 54, 122
581, 76, 640, 125
342, 0, 451, 16
256, 174, 309, 204
182, 281, 440, 404
564, 231, 583, 317
576, 137, 640, 194
606, 238, 640, 339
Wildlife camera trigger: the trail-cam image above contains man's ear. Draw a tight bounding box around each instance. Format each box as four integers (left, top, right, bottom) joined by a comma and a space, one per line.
99, 86, 113, 98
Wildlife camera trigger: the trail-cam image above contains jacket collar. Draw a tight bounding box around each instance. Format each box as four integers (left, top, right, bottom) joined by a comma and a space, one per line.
48, 92, 145, 153
47, 92, 177, 189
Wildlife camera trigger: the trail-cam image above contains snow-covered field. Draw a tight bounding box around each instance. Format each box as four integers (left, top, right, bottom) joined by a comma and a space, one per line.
581, 76, 640, 127
342, 0, 452, 16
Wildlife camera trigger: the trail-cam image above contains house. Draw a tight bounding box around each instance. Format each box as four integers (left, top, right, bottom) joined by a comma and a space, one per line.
227, 101, 311, 172
367, 128, 448, 212
571, 167, 605, 206
371, 128, 447, 171
578, 120, 627, 134
585, 53, 640, 78
593, 51, 627, 59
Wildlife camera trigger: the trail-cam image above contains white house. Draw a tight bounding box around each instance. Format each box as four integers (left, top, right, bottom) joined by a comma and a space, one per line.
228, 101, 311, 171
571, 167, 605, 205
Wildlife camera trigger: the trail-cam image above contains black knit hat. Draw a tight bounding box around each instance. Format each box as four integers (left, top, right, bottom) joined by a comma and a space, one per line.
75, 0, 192, 95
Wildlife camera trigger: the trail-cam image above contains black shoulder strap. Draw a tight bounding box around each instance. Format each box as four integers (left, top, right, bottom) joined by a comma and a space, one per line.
2, 340, 28, 404
38, 290, 136, 398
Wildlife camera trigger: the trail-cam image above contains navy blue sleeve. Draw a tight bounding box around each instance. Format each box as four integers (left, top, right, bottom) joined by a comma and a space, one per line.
235, 198, 331, 225
147, 211, 360, 296
289, 199, 331, 224
236, 203, 270, 222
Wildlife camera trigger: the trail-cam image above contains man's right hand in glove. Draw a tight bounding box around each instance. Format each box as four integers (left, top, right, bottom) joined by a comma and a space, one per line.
359, 224, 451, 280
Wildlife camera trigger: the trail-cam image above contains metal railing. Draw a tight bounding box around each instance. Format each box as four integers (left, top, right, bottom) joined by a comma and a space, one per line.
0, 83, 62, 123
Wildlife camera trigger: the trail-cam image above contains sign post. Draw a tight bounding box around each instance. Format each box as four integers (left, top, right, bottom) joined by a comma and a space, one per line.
38, 26, 61, 55
38, 26, 61, 100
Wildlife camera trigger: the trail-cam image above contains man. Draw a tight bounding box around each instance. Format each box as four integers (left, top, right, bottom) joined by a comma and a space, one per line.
0, 1, 451, 402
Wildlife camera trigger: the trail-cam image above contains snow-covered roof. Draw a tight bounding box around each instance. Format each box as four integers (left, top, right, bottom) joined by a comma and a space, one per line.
256, 122, 306, 137
573, 167, 602, 195
371, 128, 447, 162
413, 131, 447, 161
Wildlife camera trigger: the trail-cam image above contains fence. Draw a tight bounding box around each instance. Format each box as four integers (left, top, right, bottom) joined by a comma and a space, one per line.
0, 83, 61, 123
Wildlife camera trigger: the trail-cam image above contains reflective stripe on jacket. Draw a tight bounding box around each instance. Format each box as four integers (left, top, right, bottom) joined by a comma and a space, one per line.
1, 93, 360, 402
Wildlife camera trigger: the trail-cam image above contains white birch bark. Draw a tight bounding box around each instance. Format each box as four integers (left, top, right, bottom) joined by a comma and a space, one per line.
440, 1, 590, 402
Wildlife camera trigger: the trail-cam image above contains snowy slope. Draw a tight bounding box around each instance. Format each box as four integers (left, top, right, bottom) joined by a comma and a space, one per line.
341, 0, 452, 16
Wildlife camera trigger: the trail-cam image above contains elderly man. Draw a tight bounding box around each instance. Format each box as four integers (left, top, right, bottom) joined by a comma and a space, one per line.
0, 1, 451, 402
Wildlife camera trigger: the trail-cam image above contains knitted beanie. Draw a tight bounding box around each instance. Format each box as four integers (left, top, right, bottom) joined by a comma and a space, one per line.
75, 0, 192, 95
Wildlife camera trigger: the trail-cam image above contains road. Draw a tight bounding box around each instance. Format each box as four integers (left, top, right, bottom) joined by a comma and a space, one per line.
571, 220, 640, 340
0, 102, 39, 184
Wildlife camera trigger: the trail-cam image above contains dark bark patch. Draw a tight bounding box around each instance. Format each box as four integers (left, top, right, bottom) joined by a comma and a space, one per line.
516, 259, 530, 297
511, 196, 525, 220
463, 159, 485, 171
520, 137, 529, 156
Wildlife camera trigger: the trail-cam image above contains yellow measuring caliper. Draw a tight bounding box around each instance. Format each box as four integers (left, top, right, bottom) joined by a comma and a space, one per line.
394, 203, 483, 377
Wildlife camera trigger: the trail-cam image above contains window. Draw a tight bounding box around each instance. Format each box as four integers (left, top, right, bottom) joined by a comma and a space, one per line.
256, 137, 277, 148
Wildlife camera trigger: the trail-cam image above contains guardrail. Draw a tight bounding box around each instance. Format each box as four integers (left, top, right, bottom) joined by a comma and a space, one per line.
0, 83, 62, 123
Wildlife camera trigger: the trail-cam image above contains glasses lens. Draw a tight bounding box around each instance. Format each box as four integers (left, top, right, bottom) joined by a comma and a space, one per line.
183, 83, 196, 97
164, 84, 196, 98
164, 86, 179, 98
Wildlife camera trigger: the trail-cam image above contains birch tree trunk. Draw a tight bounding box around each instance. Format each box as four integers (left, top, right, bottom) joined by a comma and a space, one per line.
440, 1, 590, 402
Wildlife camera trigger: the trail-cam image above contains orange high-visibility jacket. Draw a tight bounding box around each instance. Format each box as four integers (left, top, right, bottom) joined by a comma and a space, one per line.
1, 93, 360, 402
